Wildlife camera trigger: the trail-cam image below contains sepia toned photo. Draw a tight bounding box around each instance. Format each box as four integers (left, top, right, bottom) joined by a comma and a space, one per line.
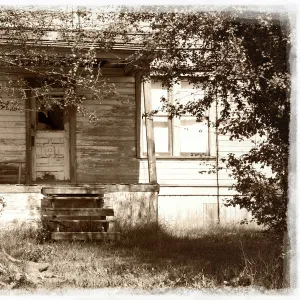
0, 4, 296, 296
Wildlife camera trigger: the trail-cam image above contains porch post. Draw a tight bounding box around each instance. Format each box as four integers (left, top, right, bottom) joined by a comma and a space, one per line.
69, 106, 77, 184
25, 90, 34, 184
143, 80, 157, 184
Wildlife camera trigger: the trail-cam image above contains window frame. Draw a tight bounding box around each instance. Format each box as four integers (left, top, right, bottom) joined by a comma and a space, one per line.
36, 95, 66, 131
139, 80, 214, 159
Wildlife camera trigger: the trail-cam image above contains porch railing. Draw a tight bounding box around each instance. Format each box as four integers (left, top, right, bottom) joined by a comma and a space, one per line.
0, 161, 25, 184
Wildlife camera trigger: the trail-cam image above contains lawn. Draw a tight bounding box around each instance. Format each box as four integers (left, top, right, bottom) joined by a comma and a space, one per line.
0, 222, 286, 292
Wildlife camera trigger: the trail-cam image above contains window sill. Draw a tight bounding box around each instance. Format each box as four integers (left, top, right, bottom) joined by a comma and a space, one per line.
138, 156, 216, 161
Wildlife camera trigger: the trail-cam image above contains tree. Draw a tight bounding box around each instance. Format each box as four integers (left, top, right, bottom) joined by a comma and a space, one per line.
0, 7, 129, 119
0, 7, 290, 232
116, 8, 290, 232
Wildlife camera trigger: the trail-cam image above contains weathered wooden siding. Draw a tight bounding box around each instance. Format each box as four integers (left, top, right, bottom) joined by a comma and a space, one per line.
138, 159, 235, 185
76, 75, 140, 183
0, 75, 26, 183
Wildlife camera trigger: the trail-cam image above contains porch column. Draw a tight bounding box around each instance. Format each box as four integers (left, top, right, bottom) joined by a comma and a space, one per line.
25, 90, 34, 184
142, 80, 157, 184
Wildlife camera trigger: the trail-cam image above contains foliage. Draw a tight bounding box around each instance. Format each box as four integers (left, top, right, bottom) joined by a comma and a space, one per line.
0, 7, 128, 120
116, 8, 290, 232
0, 7, 290, 231
0, 196, 6, 216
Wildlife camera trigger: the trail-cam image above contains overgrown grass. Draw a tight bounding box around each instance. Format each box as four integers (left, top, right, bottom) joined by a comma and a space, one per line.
0, 221, 286, 292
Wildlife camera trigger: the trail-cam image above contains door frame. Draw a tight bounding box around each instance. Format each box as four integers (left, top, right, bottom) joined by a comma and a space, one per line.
25, 90, 77, 184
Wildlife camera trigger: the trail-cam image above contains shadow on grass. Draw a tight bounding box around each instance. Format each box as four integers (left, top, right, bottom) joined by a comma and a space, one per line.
0, 221, 286, 290
114, 223, 285, 289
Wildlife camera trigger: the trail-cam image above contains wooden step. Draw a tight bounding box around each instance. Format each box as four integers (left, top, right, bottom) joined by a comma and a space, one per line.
43, 219, 114, 223
51, 232, 120, 241
42, 186, 106, 195
45, 196, 106, 200
42, 216, 114, 221
41, 208, 114, 217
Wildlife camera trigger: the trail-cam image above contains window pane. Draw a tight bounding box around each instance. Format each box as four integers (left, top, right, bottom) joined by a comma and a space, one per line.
37, 105, 64, 130
142, 117, 170, 154
152, 89, 168, 112
179, 117, 208, 154
171, 82, 205, 106
178, 88, 205, 106
151, 81, 168, 113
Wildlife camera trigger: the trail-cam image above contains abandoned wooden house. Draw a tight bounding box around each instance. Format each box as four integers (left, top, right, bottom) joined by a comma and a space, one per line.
0, 30, 258, 239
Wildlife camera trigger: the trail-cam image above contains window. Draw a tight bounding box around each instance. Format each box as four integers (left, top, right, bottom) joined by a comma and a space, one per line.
36, 97, 65, 130
141, 80, 212, 158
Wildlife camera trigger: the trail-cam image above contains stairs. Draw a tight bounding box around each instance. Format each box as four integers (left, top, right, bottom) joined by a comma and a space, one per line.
40, 186, 120, 241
